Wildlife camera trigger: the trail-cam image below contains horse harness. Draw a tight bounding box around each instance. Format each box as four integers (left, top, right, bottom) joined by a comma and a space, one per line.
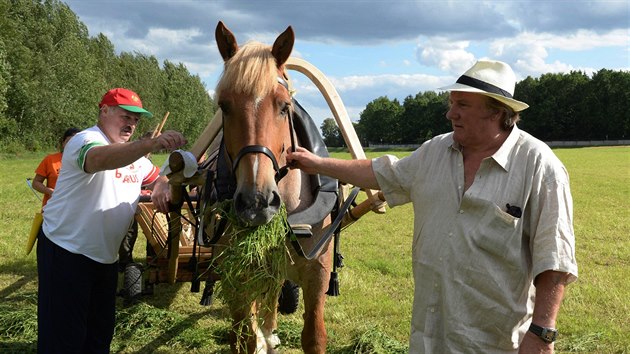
181, 75, 357, 274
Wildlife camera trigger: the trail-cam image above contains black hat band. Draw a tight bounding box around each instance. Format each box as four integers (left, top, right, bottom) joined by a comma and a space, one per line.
455, 75, 513, 98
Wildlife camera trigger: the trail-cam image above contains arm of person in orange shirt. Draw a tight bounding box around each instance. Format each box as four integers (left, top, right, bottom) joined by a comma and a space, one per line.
32, 174, 54, 198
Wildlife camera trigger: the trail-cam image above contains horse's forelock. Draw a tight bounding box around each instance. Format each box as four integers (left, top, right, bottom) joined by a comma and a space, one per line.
216, 42, 278, 100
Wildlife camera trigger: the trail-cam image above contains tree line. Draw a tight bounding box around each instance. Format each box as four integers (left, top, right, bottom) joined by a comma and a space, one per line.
322, 69, 630, 147
0, 0, 216, 153
2, 1, 628, 153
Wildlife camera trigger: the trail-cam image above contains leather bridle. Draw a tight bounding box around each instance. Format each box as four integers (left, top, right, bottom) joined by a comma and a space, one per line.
228, 75, 296, 184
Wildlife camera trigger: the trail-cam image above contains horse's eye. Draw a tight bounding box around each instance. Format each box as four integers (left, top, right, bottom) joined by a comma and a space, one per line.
219, 102, 230, 116
279, 102, 290, 117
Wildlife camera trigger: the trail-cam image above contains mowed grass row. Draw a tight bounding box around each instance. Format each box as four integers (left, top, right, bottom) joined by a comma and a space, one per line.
0, 146, 628, 353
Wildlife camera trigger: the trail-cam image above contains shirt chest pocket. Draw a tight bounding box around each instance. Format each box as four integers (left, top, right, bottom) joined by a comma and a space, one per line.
460, 197, 522, 264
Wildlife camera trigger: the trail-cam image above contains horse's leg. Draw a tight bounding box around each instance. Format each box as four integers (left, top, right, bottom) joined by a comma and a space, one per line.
228, 300, 262, 354
299, 245, 332, 354
259, 294, 281, 353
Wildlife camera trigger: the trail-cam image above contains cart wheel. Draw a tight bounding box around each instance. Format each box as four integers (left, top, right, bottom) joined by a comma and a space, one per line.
278, 280, 300, 315
123, 262, 143, 304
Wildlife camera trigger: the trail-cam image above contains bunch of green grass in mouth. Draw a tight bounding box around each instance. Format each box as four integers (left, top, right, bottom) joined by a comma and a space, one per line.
212, 200, 291, 313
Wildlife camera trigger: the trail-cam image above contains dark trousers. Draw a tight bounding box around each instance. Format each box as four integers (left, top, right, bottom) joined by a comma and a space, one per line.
118, 220, 138, 270
37, 229, 118, 354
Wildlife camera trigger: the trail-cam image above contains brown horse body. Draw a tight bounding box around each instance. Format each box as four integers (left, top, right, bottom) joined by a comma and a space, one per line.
214, 21, 332, 354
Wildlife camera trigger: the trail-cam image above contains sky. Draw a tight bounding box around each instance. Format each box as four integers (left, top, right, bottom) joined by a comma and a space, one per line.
63, 0, 630, 128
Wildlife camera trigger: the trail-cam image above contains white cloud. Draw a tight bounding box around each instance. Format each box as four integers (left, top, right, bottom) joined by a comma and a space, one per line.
488, 29, 629, 77
415, 38, 476, 75
491, 29, 629, 55
327, 74, 444, 93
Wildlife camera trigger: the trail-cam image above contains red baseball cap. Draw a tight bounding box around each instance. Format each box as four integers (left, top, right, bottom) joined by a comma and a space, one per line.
99, 88, 153, 118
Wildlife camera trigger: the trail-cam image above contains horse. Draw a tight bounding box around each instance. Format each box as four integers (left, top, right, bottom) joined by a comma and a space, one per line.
208, 21, 335, 354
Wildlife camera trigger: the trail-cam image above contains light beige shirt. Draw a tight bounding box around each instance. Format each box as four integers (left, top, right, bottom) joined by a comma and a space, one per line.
372, 126, 578, 353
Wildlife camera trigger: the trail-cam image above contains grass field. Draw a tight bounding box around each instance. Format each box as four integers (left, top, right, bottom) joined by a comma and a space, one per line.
0, 146, 628, 353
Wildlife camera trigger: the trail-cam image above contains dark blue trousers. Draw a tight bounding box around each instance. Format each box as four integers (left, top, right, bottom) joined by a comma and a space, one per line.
37, 229, 118, 354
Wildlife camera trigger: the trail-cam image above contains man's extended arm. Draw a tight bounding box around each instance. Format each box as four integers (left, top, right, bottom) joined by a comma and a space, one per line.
84, 130, 186, 173
287, 146, 380, 190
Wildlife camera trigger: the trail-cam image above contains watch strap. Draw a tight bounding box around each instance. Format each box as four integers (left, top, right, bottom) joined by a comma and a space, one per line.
528, 323, 558, 343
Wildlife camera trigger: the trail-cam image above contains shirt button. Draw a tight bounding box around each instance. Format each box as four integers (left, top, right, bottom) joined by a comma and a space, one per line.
430, 308, 435, 313
434, 283, 438, 288
448, 232, 453, 236
459, 210, 464, 214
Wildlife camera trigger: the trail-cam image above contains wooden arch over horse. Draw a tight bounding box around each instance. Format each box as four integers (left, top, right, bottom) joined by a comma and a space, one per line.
164, 21, 387, 354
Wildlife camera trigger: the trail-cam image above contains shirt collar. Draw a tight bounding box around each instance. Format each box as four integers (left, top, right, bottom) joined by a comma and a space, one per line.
448, 133, 463, 152
490, 125, 521, 171
92, 125, 112, 144
448, 125, 521, 172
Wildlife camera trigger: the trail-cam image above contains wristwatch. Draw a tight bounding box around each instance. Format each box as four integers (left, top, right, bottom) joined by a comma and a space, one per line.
528, 323, 558, 343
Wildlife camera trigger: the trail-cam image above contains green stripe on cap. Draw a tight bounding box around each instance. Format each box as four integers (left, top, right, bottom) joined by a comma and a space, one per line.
118, 104, 153, 118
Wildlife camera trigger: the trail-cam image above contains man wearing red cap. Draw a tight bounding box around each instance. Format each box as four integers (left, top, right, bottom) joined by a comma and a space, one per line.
287, 61, 577, 353
37, 88, 187, 353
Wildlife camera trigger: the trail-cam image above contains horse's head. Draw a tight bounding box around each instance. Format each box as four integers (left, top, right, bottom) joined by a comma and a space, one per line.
215, 21, 295, 227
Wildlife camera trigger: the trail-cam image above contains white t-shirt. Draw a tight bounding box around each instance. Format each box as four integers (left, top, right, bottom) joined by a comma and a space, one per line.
43, 126, 159, 264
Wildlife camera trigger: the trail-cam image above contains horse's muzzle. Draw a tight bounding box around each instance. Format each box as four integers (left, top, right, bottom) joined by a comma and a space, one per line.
234, 187, 282, 227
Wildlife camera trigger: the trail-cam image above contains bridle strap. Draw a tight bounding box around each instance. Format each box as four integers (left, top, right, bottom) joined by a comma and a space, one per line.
232, 145, 280, 175
229, 75, 297, 184
275, 106, 296, 182
276, 75, 297, 181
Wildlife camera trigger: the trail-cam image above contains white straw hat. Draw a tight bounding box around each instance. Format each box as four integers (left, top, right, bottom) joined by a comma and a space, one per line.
439, 60, 529, 112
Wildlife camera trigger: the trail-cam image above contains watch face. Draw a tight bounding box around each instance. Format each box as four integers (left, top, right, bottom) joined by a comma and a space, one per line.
541, 328, 558, 343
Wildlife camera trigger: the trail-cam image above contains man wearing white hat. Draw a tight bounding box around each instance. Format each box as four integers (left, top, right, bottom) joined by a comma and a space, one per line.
287, 60, 578, 353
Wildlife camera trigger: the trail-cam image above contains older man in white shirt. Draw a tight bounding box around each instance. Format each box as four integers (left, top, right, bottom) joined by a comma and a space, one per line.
287, 60, 578, 354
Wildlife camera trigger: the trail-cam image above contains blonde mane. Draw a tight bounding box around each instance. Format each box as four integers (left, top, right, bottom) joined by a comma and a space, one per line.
216, 42, 278, 100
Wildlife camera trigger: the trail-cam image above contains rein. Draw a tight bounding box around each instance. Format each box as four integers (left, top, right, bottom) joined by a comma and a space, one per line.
229, 76, 296, 184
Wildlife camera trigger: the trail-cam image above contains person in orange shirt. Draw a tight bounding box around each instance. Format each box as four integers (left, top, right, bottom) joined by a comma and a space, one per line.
32, 127, 81, 210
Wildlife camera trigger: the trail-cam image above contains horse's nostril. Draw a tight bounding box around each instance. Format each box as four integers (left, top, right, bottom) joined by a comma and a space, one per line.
270, 191, 281, 209
234, 193, 246, 213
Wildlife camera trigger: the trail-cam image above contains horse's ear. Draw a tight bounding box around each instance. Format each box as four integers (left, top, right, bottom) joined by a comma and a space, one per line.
216, 21, 239, 61
271, 26, 294, 67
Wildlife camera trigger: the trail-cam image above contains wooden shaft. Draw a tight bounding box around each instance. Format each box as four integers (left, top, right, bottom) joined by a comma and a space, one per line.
341, 191, 386, 228
190, 110, 223, 161
286, 57, 386, 213
349, 191, 385, 219
166, 151, 185, 284
167, 207, 181, 284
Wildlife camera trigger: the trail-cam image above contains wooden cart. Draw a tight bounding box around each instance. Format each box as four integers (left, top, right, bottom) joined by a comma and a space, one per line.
135, 201, 213, 285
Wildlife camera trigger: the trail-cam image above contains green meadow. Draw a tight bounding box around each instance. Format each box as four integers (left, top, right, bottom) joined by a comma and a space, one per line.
0, 146, 628, 353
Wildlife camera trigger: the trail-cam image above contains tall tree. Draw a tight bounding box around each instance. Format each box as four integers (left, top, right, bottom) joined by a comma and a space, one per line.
320, 118, 344, 147
163, 60, 216, 143
400, 91, 449, 144
0, 37, 10, 140
587, 69, 630, 140
358, 96, 403, 145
